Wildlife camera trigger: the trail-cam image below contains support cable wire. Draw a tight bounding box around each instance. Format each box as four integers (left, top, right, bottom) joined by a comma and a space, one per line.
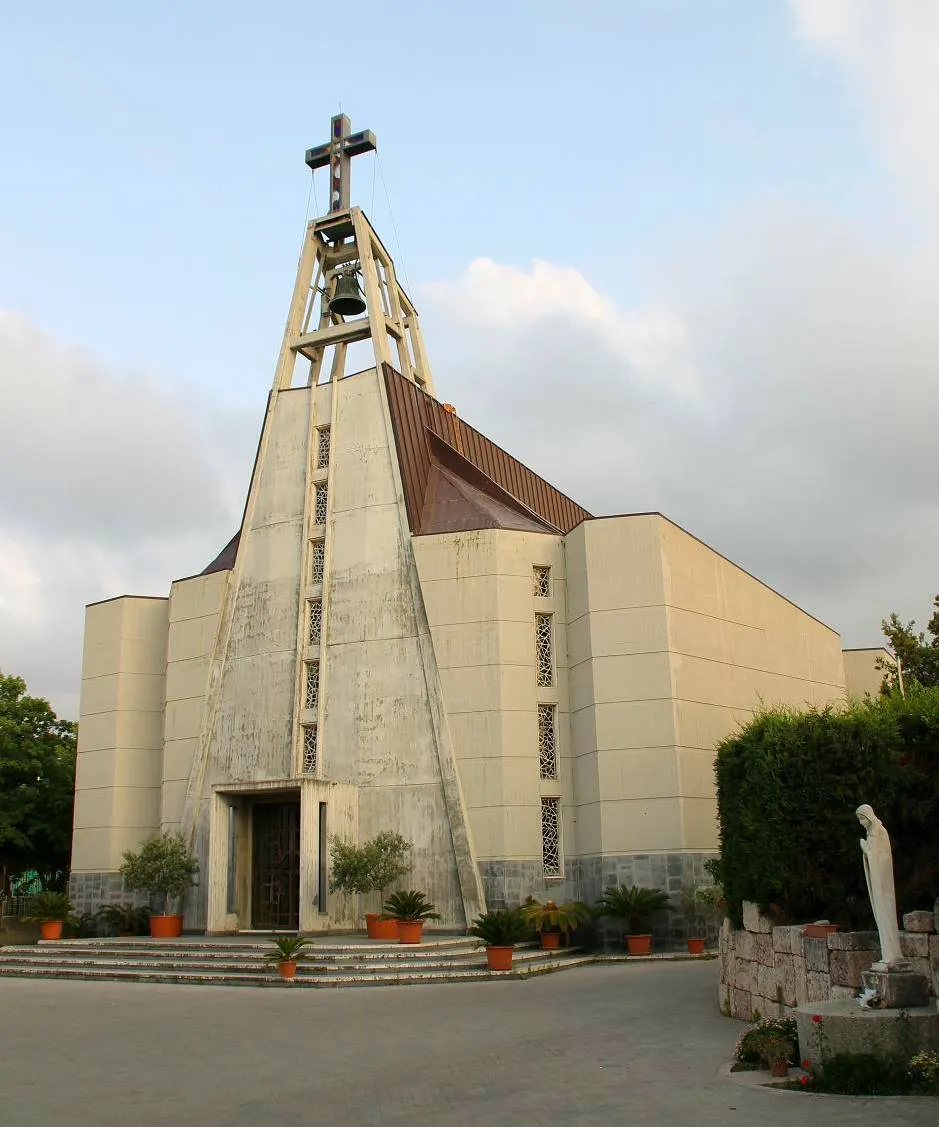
376, 151, 412, 296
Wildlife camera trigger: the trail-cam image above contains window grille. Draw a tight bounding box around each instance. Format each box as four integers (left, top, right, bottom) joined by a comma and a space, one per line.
310, 540, 325, 584
538, 704, 558, 780
541, 797, 561, 876
302, 726, 318, 774
308, 599, 322, 646
305, 662, 320, 711
314, 483, 328, 525
533, 566, 551, 598
316, 426, 331, 469
535, 613, 554, 687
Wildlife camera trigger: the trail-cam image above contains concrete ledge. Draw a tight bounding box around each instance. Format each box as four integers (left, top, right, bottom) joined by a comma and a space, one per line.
796, 999, 939, 1067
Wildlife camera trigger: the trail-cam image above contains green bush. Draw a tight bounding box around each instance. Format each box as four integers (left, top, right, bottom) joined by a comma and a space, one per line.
714, 689, 939, 926
735, 1017, 799, 1066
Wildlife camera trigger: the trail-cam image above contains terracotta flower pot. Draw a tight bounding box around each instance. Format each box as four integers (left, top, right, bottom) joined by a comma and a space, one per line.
803, 923, 839, 939
770, 1058, 789, 1078
486, 946, 514, 971
687, 937, 706, 955
149, 914, 182, 939
371, 916, 398, 940
278, 960, 298, 980
39, 920, 63, 941
540, 932, 561, 950
626, 934, 653, 956
397, 920, 424, 944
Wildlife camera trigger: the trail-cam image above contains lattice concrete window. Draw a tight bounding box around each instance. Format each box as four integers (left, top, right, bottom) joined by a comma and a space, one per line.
310, 540, 325, 584
535, 613, 554, 687
538, 704, 558, 780
308, 599, 322, 646
541, 797, 562, 876
533, 565, 551, 598
305, 662, 320, 711
316, 426, 331, 469
302, 726, 318, 774
314, 483, 329, 525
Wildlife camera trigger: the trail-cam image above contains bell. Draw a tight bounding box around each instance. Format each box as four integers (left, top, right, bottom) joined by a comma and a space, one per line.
328, 268, 366, 317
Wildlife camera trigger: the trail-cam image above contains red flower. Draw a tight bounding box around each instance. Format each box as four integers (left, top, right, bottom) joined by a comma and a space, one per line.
802, 1059, 811, 1069
812, 1014, 823, 1024
800, 1076, 809, 1086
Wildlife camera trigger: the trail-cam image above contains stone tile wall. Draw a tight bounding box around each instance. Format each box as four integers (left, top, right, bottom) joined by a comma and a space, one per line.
69, 872, 149, 917
718, 900, 939, 1021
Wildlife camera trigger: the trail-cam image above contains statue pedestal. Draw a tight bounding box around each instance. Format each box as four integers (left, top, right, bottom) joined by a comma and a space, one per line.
795, 1000, 939, 1067
863, 966, 930, 1009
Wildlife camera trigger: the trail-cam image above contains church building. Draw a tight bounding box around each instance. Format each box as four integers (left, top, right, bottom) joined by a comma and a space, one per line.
69, 117, 869, 932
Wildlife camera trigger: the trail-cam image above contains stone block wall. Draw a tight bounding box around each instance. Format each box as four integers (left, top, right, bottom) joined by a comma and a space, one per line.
718, 901, 939, 1021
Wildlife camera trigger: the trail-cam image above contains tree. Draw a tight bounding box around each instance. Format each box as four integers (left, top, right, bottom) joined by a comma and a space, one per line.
879, 596, 939, 693
0, 672, 77, 894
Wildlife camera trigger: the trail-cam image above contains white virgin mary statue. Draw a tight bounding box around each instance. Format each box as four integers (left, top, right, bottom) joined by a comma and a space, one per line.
856, 804, 905, 969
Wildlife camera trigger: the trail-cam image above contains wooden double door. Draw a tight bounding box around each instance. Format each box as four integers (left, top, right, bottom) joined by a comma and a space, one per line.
251, 801, 301, 930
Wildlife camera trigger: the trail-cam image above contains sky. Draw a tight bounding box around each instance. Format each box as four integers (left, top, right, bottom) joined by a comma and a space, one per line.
2, 0, 939, 718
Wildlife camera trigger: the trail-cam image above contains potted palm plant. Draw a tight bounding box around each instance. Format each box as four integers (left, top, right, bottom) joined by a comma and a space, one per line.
265, 935, 312, 981
25, 891, 73, 940
469, 908, 530, 971
521, 898, 590, 949
383, 890, 440, 944
96, 903, 151, 937
119, 832, 199, 937
595, 884, 671, 955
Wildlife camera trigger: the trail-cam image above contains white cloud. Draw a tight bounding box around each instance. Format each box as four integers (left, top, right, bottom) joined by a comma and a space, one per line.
0, 312, 254, 716
790, 0, 939, 207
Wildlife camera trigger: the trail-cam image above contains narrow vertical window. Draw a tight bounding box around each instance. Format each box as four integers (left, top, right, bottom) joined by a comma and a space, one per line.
302, 726, 318, 774
316, 426, 331, 469
308, 598, 322, 646
310, 540, 325, 584
541, 797, 561, 876
314, 483, 329, 525
305, 662, 320, 711
538, 704, 558, 780
535, 613, 554, 687
533, 566, 551, 598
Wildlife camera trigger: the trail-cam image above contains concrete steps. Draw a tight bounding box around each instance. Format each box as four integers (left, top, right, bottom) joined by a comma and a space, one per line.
0, 936, 592, 987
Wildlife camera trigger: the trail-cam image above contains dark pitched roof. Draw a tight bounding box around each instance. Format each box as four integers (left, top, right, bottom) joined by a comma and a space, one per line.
201, 530, 240, 575
383, 363, 590, 535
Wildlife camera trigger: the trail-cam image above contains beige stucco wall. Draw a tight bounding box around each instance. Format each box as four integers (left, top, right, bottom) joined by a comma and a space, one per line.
161, 570, 228, 832
565, 516, 680, 859
414, 529, 570, 870
71, 596, 168, 873
843, 647, 892, 699
661, 517, 846, 851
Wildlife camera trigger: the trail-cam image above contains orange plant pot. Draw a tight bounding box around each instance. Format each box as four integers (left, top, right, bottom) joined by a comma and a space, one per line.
149, 914, 182, 939
486, 946, 514, 971
687, 937, 706, 955
39, 921, 63, 941
278, 960, 298, 980
626, 934, 653, 956
539, 932, 561, 950
803, 923, 839, 939
397, 921, 424, 944
371, 916, 399, 941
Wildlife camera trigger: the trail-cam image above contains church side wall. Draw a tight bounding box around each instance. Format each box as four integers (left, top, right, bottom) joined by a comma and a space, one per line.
413, 529, 571, 909
659, 518, 847, 853
161, 570, 228, 833
843, 647, 892, 699
70, 596, 168, 914
564, 516, 707, 917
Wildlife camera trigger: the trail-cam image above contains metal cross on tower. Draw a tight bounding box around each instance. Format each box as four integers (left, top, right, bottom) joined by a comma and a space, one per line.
305, 114, 377, 213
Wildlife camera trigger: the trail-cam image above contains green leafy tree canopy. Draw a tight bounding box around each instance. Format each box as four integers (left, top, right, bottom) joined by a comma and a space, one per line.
880, 596, 939, 692
0, 672, 76, 894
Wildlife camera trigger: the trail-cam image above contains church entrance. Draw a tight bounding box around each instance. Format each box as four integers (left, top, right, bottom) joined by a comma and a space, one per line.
251, 800, 301, 930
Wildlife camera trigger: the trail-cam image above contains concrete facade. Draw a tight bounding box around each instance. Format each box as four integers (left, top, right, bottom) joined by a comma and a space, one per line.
69, 205, 862, 935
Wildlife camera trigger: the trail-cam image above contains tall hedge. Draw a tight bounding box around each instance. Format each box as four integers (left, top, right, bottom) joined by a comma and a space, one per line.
714, 688, 939, 928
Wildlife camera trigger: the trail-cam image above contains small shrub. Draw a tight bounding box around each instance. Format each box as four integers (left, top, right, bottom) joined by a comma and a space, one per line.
469, 908, 529, 947
909, 1050, 939, 1094
735, 1017, 799, 1066
119, 833, 198, 913
382, 890, 440, 922
594, 885, 671, 933
800, 1053, 913, 1096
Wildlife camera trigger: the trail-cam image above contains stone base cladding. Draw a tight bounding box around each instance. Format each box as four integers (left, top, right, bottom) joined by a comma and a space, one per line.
69, 873, 149, 917
718, 900, 939, 1021
481, 852, 720, 945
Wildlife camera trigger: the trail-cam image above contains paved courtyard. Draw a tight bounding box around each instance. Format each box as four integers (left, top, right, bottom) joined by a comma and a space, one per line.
1, 960, 934, 1126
